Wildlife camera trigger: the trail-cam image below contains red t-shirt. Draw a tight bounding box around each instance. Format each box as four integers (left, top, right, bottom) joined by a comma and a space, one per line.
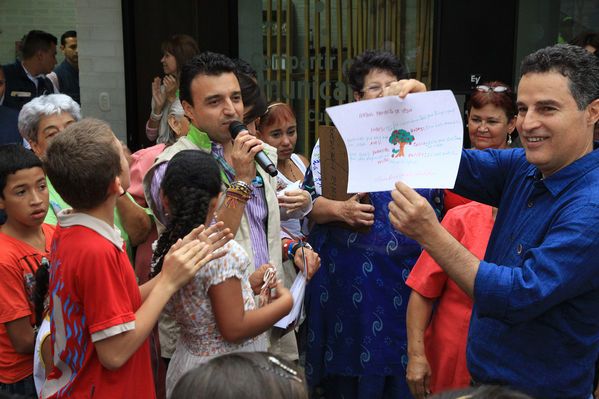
42, 216, 154, 399
406, 202, 494, 394
0, 223, 55, 383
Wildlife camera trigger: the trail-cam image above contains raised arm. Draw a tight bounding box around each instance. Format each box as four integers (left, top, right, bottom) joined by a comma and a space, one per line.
95, 238, 221, 370
214, 132, 265, 236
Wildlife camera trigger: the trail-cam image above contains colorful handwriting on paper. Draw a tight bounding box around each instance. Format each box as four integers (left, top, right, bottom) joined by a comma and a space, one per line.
389, 129, 415, 158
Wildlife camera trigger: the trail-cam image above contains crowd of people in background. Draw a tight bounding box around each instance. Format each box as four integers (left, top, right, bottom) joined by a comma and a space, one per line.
0, 27, 598, 399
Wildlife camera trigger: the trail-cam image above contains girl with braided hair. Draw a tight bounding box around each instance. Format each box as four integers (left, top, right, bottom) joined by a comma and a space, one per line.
150, 150, 293, 397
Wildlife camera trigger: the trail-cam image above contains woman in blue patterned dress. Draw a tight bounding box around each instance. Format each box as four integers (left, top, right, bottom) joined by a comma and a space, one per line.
303, 50, 443, 399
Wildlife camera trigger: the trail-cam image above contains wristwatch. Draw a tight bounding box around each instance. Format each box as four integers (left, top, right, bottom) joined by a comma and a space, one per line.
291, 241, 313, 257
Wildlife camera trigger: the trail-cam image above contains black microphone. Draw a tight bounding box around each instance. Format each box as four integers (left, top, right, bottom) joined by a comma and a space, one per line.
229, 121, 278, 177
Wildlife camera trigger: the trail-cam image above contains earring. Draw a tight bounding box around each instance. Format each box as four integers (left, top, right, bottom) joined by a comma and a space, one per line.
507, 134, 513, 145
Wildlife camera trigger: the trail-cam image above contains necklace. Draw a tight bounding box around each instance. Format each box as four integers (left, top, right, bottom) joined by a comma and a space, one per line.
280, 158, 301, 182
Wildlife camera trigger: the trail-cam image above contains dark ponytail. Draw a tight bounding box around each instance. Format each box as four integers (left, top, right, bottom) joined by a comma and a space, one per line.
150, 150, 222, 277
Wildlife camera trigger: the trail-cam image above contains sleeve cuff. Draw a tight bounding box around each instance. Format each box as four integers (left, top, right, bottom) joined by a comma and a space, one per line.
473, 260, 510, 319
91, 320, 135, 342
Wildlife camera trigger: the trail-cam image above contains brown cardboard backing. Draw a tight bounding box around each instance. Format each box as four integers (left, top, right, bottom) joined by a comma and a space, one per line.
318, 125, 371, 233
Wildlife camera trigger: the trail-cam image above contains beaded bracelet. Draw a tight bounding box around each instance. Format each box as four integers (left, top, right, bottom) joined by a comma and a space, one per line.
229, 180, 253, 196
287, 240, 299, 260
150, 111, 162, 121
283, 239, 296, 259
224, 188, 251, 208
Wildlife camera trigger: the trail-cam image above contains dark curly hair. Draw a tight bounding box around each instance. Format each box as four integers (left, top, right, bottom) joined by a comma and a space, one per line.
520, 44, 599, 110
179, 51, 237, 106
345, 49, 406, 96
150, 150, 222, 277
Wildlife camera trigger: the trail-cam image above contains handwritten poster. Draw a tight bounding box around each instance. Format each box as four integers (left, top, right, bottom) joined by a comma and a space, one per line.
325, 90, 463, 193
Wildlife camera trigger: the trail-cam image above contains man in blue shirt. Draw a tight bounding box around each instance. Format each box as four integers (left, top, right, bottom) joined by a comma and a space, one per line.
388, 44, 599, 399
48, 31, 80, 104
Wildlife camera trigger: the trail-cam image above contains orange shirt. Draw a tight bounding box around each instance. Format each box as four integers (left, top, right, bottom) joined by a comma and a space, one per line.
0, 223, 55, 383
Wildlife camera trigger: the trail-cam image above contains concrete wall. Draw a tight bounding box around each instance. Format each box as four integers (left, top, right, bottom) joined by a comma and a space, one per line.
76, 0, 127, 141
0, 0, 127, 141
0, 0, 77, 65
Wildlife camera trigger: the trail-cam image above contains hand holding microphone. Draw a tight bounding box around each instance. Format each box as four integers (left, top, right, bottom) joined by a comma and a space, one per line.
229, 121, 278, 177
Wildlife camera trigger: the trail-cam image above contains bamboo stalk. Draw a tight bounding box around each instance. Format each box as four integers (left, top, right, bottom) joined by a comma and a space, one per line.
277, 0, 282, 92
325, 0, 331, 116
369, 0, 374, 50
396, 0, 401, 57
314, 2, 321, 140
266, 0, 272, 85
286, 0, 291, 104
347, 0, 353, 60
337, 0, 343, 92
304, 0, 310, 152
378, 0, 384, 49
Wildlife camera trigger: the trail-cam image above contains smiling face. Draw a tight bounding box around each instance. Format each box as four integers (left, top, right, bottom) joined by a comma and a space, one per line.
30, 112, 76, 157
161, 51, 177, 76
468, 103, 516, 150
355, 68, 398, 101
516, 71, 599, 177
182, 72, 243, 144
0, 167, 49, 230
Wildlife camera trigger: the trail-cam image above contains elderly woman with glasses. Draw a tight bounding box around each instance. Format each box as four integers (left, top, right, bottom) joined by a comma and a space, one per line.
18, 94, 152, 264
302, 49, 443, 399
404, 82, 517, 398
444, 81, 518, 210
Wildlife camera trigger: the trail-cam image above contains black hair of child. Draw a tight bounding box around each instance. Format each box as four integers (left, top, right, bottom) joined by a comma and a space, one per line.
0, 145, 42, 198
150, 150, 221, 278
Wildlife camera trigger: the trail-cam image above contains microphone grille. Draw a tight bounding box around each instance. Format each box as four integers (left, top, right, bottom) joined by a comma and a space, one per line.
228, 121, 247, 138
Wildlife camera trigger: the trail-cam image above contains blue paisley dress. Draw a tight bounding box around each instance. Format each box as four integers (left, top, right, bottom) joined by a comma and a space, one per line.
303, 141, 443, 398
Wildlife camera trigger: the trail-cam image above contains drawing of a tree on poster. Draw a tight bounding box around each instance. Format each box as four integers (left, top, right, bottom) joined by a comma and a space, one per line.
389, 129, 415, 157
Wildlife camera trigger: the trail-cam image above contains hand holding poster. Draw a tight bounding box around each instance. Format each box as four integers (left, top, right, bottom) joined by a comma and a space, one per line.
325, 90, 463, 193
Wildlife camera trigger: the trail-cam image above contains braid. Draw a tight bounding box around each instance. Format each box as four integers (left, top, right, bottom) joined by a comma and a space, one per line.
33, 257, 50, 327
150, 187, 214, 277
149, 150, 222, 278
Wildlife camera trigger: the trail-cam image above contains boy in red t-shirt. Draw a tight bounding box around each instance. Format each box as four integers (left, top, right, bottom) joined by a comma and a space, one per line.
41, 118, 231, 399
0, 144, 55, 397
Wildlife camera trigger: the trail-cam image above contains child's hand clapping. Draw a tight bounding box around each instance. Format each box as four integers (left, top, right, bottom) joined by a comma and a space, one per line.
159, 223, 234, 294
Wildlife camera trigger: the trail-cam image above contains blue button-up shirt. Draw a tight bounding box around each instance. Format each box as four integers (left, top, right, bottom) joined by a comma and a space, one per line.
453, 147, 599, 399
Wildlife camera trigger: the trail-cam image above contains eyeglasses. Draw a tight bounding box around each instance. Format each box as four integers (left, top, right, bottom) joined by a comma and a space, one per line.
476, 85, 508, 93
361, 82, 394, 96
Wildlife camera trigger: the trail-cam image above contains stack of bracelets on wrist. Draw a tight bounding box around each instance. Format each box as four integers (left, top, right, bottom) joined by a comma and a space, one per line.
150, 111, 162, 121
224, 181, 253, 208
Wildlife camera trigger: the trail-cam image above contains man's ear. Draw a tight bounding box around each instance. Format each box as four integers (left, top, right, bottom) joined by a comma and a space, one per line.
0, 195, 5, 210
586, 98, 599, 126
60, 44, 66, 54
182, 100, 195, 125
